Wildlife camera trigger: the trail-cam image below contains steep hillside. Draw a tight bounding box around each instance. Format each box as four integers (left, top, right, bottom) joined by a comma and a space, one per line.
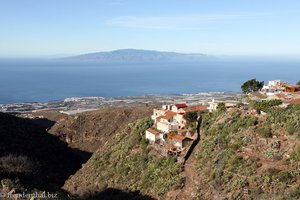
3, 103, 299, 199
63, 104, 300, 200
191, 104, 300, 199
63, 117, 183, 199
0, 112, 88, 192
38, 106, 155, 153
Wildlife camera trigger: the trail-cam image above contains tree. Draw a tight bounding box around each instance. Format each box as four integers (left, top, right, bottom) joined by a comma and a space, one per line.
241, 79, 264, 94
297, 80, 300, 86
217, 102, 226, 112
184, 111, 198, 123
184, 111, 198, 129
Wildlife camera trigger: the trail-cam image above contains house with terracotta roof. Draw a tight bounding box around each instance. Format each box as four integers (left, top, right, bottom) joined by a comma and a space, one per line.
151, 103, 208, 133
146, 103, 208, 152
171, 103, 188, 112
145, 128, 160, 144
284, 84, 300, 93
167, 133, 192, 148
179, 105, 208, 113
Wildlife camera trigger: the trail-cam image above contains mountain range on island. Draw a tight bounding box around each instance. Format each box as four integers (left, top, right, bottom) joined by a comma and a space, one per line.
65, 49, 214, 62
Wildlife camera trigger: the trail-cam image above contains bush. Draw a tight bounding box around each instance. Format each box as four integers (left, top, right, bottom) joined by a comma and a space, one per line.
217, 102, 226, 112
265, 168, 294, 184
0, 154, 34, 175
291, 143, 300, 162
250, 99, 282, 112
287, 186, 300, 199
256, 127, 272, 138
230, 138, 245, 150
184, 111, 198, 129
134, 117, 154, 136
267, 105, 300, 135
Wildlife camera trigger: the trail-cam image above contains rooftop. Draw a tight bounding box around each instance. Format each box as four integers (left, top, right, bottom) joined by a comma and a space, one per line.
146, 128, 160, 135
161, 110, 176, 120
181, 105, 208, 112
174, 104, 188, 109
167, 133, 186, 141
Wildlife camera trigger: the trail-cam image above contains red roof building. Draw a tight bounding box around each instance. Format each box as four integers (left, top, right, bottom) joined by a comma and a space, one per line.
146, 128, 160, 135
173, 104, 188, 109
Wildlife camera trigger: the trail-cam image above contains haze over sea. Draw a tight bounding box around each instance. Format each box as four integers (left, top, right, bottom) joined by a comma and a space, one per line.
0, 59, 299, 104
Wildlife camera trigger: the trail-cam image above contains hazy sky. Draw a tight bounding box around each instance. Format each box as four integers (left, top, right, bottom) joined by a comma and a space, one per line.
0, 0, 300, 57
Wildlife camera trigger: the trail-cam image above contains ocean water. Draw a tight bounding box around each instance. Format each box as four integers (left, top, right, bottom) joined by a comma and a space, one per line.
0, 59, 299, 104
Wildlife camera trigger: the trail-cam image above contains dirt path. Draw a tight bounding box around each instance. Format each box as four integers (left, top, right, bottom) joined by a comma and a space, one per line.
173, 149, 199, 200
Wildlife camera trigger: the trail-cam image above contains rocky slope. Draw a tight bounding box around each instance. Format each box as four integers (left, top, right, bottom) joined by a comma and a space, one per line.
32, 106, 154, 153
190, 104, 300, 199
63, 117, 182, 199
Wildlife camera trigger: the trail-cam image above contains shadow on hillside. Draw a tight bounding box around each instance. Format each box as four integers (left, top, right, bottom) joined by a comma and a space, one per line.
0, 112, 92, 191
85, 188, 154, 200
30, 117, 56, 129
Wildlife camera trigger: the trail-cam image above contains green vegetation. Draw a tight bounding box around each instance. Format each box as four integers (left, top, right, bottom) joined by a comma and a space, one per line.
297, 80, 300, 86
265, 168, 294, 184
217, 102, 226, 112
241, 79, 264, 94
256, 127, 272, 138
249, 99, 282, 112
291, 143, 300, 162
92, 117, 182, 196
184, 111, 198, 123
194, 105, 300, 199
183, 111, 199, 132
267, 105, 300, 136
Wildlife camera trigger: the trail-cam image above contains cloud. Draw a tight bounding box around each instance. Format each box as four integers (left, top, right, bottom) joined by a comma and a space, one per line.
106, 13, 266, 30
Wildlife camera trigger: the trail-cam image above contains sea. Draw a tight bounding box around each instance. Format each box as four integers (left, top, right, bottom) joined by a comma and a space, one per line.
0, 59, 299, 104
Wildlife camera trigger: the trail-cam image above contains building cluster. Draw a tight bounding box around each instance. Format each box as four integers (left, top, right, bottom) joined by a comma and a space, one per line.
261, 80, 300, 95
251, 80, 300, 106
145, 103, 208, 154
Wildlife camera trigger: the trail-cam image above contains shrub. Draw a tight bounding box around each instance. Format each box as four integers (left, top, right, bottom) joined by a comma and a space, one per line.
134, 117, 154, 136
0, 154, 34, 175
184, 111, 198, 129
256, 127, 272, 138
265, 168, 294, 184
230, 138, 245, 150
291, 143, 300, 162
217, 102, 226, 112
250, 99, 282, 112
267, 105, 300, 135
287, 186, 300, 199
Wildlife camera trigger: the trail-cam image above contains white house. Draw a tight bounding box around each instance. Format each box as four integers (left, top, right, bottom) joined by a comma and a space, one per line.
167, 133, 192, 148
208, 99, 240, 112
145, 128, 160, 144
171, 104, 188, 113
261, 80, 286, 95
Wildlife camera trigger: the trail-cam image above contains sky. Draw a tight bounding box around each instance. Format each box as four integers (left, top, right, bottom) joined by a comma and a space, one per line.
0, 0, 300, 57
